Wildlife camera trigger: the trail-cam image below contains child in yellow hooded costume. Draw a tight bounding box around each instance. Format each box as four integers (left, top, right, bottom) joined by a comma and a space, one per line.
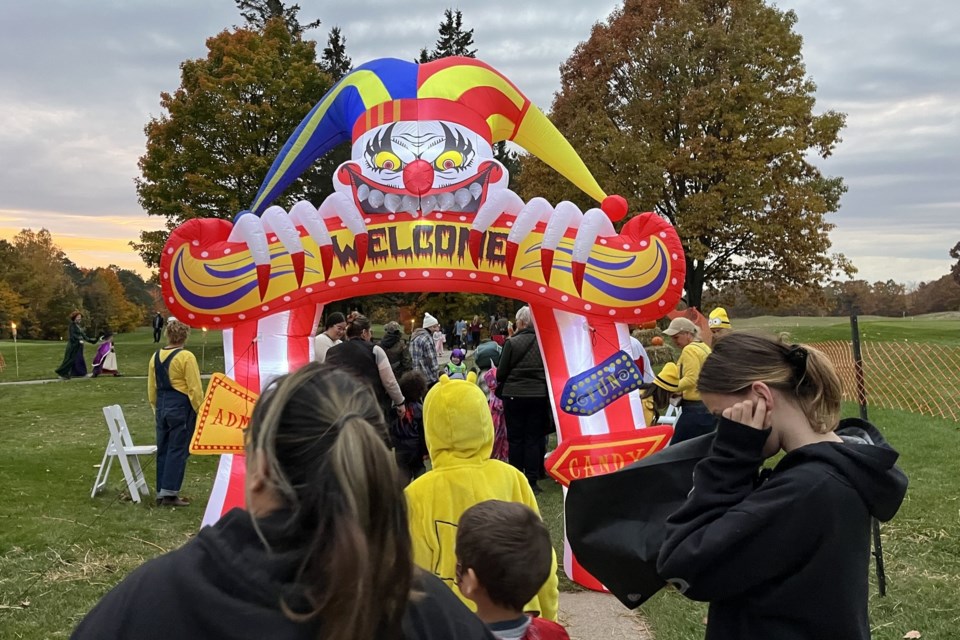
404, 372, 560, 621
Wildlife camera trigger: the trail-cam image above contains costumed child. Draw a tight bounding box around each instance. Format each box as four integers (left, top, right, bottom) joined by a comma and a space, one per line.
482, 367, 509, 462
657, 332, 907, 639
92, 331, 121, 377
404, 373, 559, 621
639, 362, 681, 427
395, 370, 429, 486
708, 307, 733, 341
434, 323, 446, 357
444, 348, 469, 380
456, 500, 570, 640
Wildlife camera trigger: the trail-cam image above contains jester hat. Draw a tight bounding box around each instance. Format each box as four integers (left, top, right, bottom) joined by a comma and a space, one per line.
250, 56, 626, 218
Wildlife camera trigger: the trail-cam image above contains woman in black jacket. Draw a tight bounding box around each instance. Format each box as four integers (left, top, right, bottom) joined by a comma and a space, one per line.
657, 333, 907, 640
72, 363, 493, 640
495, 306, 552, 494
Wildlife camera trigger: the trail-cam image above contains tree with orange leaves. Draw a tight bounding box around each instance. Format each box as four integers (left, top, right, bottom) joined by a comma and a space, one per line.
517, 0, 853, 309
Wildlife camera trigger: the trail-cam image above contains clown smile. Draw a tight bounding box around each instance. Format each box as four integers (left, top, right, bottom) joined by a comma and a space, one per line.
339, 160, 503, 216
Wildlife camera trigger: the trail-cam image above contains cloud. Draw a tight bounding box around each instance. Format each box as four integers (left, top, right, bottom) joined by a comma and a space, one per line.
0, 0, 955, 285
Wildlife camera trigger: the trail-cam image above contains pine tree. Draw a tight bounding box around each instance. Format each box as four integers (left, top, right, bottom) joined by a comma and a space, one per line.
320, 26, 352, 81
419, 9, 476, 61
235, 0, 320, 37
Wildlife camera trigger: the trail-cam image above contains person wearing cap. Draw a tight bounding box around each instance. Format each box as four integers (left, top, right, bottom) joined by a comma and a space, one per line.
314, 312, 346, 364
380, 320, 413, 379
662, 317, 714, 444
708, 307, 733, 340
640, 362, 681, 426
410, 312, 441, 386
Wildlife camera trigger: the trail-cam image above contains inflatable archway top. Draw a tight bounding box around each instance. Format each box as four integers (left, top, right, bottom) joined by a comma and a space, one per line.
159, 56, 686, 590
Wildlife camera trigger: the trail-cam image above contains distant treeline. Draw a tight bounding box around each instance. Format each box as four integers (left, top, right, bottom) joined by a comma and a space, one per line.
0, 229, 159, 340
3, 228, 958, 340
707, 275, 960, 319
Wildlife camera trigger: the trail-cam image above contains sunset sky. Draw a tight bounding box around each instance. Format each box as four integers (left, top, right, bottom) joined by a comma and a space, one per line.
2, 0, 957, 284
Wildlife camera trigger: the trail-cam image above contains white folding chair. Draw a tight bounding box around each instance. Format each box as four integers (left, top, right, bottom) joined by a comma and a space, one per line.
91, 405, 157, 503
656, 403, 682, 427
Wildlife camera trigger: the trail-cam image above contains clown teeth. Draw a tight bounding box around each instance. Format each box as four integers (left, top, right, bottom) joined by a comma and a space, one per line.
421, 194, 439, 214
357, 184, 370, 202
454, 188, 473, 209
384, 193, 402, 213
438, 192, 455, 211
401, 195, 419, 213
469, 182, 483, 200
368, 189, 385, 208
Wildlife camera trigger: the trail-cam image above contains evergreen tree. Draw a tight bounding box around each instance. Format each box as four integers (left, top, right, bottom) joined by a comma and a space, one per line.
235, 0, 320, 37
419, 9, 476, 61
320, 26, 352, 81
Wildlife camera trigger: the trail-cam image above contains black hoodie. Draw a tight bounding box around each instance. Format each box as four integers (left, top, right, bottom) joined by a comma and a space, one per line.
71, 508, 494, 640
657, 417, 908, 640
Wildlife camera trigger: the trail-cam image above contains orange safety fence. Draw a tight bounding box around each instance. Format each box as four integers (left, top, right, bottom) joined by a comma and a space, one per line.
808, 341, 960, 422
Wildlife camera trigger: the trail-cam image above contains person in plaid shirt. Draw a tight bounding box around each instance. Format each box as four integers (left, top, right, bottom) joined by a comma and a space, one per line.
410, 312, 440, 386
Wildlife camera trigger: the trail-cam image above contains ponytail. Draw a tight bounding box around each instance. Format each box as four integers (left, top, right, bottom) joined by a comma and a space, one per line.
698, 332, 842, 433
246, 363, 412, 640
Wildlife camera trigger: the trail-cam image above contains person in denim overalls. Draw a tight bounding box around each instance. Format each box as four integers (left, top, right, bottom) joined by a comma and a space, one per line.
147, 319, 204, 507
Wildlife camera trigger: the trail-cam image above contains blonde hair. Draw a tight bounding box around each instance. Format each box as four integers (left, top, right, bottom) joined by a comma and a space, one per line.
698, 332, 842, 433
246, 362, 412, 640
164, 320, 190, 345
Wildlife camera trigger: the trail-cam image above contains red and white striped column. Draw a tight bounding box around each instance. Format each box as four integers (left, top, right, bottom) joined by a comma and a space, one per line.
201, 303, 324, 527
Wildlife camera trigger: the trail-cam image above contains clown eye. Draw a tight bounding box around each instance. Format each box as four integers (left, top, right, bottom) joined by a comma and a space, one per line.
374, 151, 403, 171
435, 150, 464, 171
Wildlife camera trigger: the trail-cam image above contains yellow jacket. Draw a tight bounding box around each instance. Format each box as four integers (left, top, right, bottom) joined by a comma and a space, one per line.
676, 341, 711, 402
404, 374, 559, 621
147, 347, 204, 412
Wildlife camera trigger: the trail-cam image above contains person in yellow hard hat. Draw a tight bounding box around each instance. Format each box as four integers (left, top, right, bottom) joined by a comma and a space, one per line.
663, 317, 713, 444
708, 307, 733, 340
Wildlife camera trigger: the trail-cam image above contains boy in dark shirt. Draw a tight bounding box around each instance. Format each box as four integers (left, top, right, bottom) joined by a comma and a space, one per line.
456, 501, 569, 640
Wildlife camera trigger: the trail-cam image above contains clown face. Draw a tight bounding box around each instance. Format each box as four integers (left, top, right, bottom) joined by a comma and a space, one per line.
335, 120, 507, 217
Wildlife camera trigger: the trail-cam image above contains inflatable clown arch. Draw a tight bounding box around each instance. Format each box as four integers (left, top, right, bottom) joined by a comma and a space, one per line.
160, 57, 685, 588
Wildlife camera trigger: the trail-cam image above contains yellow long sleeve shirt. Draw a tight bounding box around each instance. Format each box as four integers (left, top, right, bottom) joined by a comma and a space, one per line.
147, 347, 204, 412
676, 341, 711, 402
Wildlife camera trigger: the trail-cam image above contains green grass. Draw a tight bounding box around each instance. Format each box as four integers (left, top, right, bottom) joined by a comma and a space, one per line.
1, 315, 958, 637
0, 327, 225, 382
736, 312, 960, 346
0, 379, 219, 637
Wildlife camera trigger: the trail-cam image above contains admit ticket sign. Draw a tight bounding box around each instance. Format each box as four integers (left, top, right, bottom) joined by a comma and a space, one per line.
190, 373, 258, 454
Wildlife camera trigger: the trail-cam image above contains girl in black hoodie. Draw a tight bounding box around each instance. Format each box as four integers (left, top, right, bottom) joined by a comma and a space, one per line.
657, 333, 907, 640
72, 363, 492, 640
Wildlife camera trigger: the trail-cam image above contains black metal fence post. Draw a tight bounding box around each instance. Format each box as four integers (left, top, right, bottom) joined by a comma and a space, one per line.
850, 314, 887, 596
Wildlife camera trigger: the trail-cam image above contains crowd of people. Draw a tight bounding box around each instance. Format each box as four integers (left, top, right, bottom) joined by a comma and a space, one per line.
68, 302, 905, 640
